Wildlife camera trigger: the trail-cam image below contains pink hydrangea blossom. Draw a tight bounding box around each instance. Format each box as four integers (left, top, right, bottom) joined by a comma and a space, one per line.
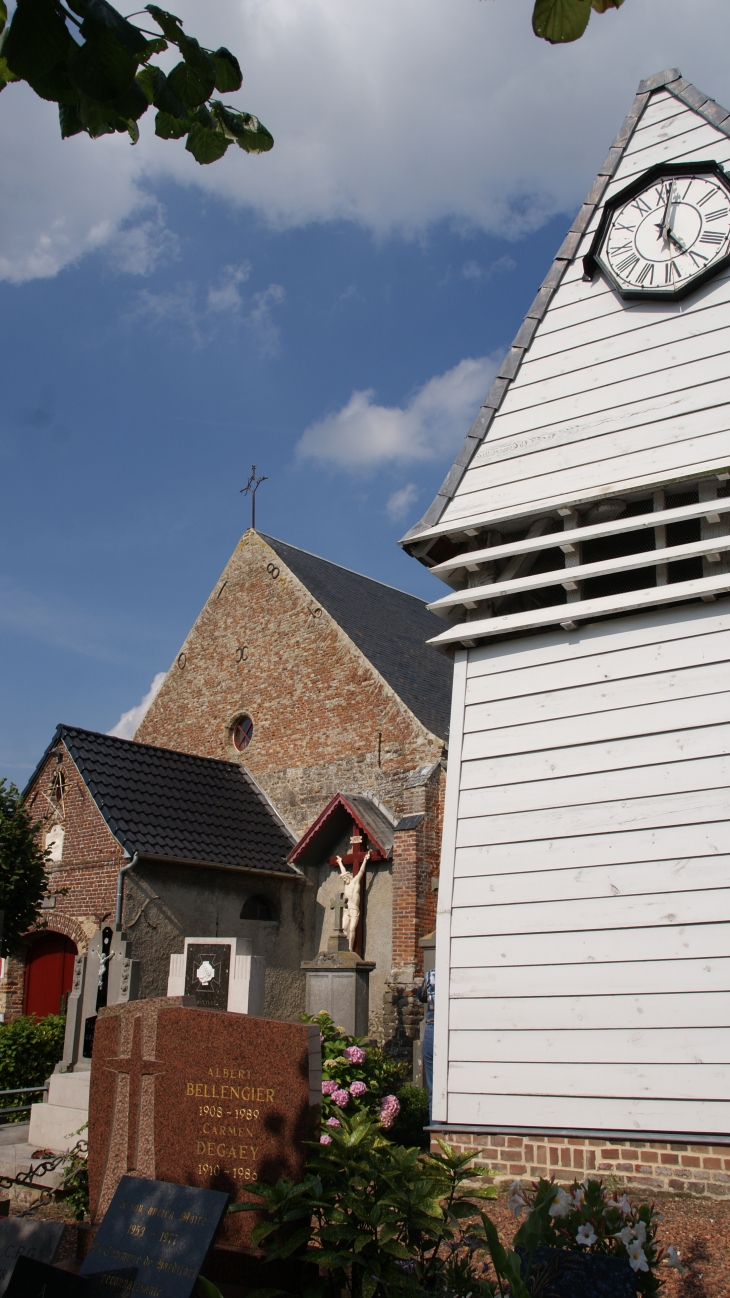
349, 1080, 368, 1097
326, 1117, 341, 1127
379, 1095, 401, 1129
320, 1134, 332, 1145
344, 1046, 366, 1064
332, 1088, 350, 1107
321, 1080, 338, 1095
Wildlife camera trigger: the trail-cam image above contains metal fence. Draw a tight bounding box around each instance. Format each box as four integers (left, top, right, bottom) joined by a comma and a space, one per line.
0, 1085, 49, 1118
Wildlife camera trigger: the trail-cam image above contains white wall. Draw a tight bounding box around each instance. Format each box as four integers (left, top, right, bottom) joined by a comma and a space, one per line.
435, 599, 730, 1134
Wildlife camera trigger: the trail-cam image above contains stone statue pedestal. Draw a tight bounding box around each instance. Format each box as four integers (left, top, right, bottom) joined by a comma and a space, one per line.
301, 939, 375, 1037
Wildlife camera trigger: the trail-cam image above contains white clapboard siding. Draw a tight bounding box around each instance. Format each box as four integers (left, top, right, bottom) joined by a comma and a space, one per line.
629, 90, 685, 132
449, 1061, 730, 1103
448, 993, 730, 1033
451, 958, 730, 999
437, 603, 730, 1132
462, 724, 730, 792
454, 821, 730, 879
450, 920, 730, 970
461, 689, 730, 762
447, 1092, 730, 1134
465, 625, 730, 705
451, 856, 730, 909
449, 1028, 730, 1065
450, 889, 730, 937
458, 755, 730, 820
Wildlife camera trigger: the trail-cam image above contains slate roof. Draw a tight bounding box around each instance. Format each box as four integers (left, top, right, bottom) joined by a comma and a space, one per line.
400, 68, 730, 552
26, 726, 298, 875
260, 534, 452, 739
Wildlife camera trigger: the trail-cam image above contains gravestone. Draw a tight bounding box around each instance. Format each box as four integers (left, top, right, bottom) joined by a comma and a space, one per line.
29, 924, 140, 1154
80, 1173, 229, 1298
0, 1218, 65, 1296
4, 1256, 87, 1297
88, 997, 321, 1248
518, 1245, 637, 1297
167, 937, 265, 1015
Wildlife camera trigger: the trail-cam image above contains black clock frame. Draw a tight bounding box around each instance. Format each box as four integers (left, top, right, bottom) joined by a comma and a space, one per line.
583, 160, 730, 301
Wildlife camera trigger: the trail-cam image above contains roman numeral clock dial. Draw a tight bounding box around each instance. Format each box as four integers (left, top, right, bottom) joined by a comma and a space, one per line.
585, 164, 730, 301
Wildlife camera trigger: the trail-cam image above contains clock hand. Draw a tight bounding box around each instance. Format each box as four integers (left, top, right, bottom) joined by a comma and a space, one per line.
667, 228, 688, 253
656, 180, 675, 240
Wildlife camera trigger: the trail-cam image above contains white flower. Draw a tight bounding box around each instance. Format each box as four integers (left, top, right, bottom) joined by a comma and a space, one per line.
548, 1188, 572, 1219
507, 1193, 528, 1218
627, 1242, 649, 1273
617, 1194, 632, 1216
576, 1223, 597, 1247
614, 1226, 634, 1247
508, 1181, 523, 1196
632, 1220, 647, 1244
666, 1246, 687, 1277
572, 1186, 585, 1207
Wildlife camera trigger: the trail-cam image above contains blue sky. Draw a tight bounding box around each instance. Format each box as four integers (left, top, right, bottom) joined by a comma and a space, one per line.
1, 0, 729, 785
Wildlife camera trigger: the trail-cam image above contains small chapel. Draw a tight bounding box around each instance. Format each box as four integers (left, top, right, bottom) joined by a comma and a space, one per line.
8, 530, 451, 1055
400, 68, 730, 1195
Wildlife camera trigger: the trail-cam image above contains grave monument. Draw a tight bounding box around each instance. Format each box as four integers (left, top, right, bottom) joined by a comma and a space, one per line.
166, 936, 264, 1015
87, 997, 321, 1250
28, 925, 140, 1153
301, 891, 375, 1036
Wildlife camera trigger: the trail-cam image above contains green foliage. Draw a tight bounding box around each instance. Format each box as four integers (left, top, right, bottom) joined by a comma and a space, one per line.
510, 1175, 666, 1294
229, 1110, 511, 1298
389, 1083, 430, 1150
0, 0, 273, 164
0, 779, 51, 956
532, 0, 625, 43
58, 1137, 89, 1219
304, 1011, 409, 1133
0, 1013, 66, 1121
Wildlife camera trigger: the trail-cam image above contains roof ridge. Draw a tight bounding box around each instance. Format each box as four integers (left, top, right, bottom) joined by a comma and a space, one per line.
59, 724, 244, 774
399, 68, 730, 551
259, 533, 432, 603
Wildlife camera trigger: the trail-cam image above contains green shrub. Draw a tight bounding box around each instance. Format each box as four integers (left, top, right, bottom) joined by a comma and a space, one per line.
0, 1014, 66, 1121
390, 1083, 430, 1149
303, 1012, 408, 1134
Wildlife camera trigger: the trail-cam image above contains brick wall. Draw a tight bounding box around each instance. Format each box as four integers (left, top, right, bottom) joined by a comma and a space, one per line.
2, 745, 122, 1019
136, 530, 445, 839
439, 1129, 730, 1198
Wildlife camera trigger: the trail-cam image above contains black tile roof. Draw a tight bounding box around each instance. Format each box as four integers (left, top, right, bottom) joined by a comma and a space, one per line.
27, 726, 298, 875
260, 535, 452, 740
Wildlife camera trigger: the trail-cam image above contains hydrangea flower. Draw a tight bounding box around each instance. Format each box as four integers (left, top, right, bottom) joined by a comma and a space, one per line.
627, 1242, 649, 1273
576, 1223, 597, 1247
320, 1134, 332, 1145
322, 1080, 338, 1095
548, 1188, 572, 1219
349, 1080, 368, 1097
326, 1116, 341, 1127
344, 1045, 366, 1064
379, 1095, 400, 1129
332, 1089, 350, 1107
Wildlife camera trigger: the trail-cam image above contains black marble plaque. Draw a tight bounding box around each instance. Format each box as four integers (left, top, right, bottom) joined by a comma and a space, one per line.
80, 1174, 229, 1298
184, 944, 231, 1011
0, 1218, 66, 1296
518, 1245, 636, 1297
5, 1256, 88, 1297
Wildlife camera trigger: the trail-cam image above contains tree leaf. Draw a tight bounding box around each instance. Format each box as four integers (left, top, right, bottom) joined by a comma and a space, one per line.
110, 77, 150, 121
185, 121, 229, 164
0, 0, 6, 37
213, 46, 242, 92
591, 0, 624, 8
59, 101, 84, 137
2, 0, 73, 83
167, 58, 214, 107
145, 4, 183, 43
136, 63, 154, 102
532, 0, 592, 42
361, 1274, 377, 1298
67, 30, 136, 102
79, 0, 149, 60
29, 60, 76, 104
155, 107, 190, 138
0, 55, 19, 91
212, 104, 273, 153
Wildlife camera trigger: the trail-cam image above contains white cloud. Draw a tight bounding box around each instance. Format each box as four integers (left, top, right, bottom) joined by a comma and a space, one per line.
108, 672, 167, 740
130, 268, 284, 349
462, 255, 516, 281
2, 0, 730, 278
386, 483, 420, 521
107, 206, 180, 276
297, 353, 499, 468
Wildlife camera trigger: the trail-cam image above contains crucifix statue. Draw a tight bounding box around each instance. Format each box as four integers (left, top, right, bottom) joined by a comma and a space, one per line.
335, 843, 371, 952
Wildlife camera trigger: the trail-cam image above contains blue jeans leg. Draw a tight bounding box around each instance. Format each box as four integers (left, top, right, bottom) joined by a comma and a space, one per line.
422, 1021, 434, 1124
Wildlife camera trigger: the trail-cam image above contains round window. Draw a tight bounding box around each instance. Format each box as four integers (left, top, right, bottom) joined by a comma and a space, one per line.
232, 715, 254, 751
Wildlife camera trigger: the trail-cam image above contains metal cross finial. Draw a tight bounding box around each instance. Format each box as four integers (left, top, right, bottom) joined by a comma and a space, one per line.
240, 465, 268, 531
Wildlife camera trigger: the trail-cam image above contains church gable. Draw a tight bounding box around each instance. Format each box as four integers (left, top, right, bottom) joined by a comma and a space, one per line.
136, 530, 445, 836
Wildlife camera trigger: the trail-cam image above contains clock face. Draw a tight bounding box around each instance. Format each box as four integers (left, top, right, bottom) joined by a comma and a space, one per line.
595, 170, 730, 299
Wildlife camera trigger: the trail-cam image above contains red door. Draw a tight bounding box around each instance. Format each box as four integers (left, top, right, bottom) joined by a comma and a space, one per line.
23, 934, 77, 1018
